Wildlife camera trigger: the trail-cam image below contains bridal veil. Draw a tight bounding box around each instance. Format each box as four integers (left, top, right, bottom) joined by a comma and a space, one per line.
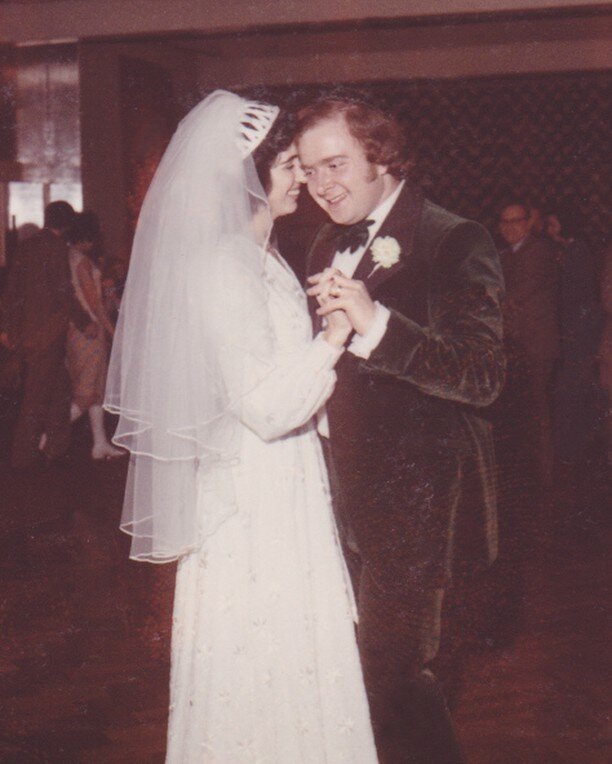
105, 90, 280, 561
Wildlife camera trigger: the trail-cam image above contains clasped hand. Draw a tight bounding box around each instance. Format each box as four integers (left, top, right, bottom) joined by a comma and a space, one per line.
307, 268, 377, 338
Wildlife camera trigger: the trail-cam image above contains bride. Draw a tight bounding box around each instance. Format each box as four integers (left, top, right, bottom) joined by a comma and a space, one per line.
105, 90, 377, 762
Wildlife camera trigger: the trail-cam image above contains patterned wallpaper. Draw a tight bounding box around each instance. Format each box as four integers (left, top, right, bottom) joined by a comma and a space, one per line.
259, 71, 611, 280
391, 73, 610, 250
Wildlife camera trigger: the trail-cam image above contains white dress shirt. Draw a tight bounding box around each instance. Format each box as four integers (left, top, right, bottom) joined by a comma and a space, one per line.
331, 180, 404, 359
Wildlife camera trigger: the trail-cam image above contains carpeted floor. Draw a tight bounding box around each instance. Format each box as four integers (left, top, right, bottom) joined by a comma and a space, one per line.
0, 429, 609, 763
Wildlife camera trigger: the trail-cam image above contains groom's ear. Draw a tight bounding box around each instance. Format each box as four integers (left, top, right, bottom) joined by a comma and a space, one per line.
369, 163, 389, 183
375, 163, 389, 177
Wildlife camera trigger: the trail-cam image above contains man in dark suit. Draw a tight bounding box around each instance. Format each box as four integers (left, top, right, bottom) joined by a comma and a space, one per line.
498, 201, 560, 489
1, 201, 93, 468
298, 96, 505, 762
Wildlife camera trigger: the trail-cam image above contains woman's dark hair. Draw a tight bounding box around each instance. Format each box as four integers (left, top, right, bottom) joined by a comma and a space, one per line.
252, 109, 298, 193
68, 211, 101, 245
545, 204, 582, 240
295, 95, 413, 180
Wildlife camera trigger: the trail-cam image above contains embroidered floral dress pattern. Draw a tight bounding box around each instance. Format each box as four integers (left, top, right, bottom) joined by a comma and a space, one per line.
166, 252, 377, 763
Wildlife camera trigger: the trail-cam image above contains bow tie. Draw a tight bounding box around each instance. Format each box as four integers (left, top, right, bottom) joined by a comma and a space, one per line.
333, 218, 374, 254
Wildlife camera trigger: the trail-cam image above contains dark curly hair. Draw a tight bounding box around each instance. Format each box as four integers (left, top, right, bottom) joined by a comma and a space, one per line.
295, 93, 413, 180
252, 108, 298, 193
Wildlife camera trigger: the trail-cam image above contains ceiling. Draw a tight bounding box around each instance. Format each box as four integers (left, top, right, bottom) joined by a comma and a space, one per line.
0, 0, 609, 45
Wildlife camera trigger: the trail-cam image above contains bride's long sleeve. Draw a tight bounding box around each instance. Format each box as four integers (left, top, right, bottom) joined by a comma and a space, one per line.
211, 252, 343, 442
227, 334, 340, 442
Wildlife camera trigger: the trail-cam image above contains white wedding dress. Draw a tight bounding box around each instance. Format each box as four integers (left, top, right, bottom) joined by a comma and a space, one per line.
166, 250, 377, 763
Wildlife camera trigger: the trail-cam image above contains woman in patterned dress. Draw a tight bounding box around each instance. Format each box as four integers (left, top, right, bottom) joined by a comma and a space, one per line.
66, 213, 123, 459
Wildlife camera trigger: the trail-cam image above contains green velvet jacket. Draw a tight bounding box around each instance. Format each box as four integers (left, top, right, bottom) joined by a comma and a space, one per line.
307, 182, 506, 589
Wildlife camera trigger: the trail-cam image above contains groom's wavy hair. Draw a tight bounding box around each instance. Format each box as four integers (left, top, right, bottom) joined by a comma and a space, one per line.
295, 91, 413, 180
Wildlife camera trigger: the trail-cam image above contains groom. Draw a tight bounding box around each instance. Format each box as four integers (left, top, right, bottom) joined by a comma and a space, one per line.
297, 95, 505, 762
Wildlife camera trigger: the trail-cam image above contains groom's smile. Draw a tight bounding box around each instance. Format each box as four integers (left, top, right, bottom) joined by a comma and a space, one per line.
297, 114, 395, 225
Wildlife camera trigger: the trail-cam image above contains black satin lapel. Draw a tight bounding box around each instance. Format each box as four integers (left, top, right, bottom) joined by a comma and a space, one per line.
352, 245, 379, 283
363, 247, 405, 292
308, 228, 337, 279
359, 182, 424, 294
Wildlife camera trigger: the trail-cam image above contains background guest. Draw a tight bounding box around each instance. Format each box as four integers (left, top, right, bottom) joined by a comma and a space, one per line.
66, 213, 122, 460
1, 201, 94, 468
497, 199, 560, 492
101, 258, 127, 327
545, 206, 603, 470
17, 222, 40, 244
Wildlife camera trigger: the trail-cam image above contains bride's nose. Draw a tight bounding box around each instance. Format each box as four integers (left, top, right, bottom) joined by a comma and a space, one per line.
294, 163, 307, 184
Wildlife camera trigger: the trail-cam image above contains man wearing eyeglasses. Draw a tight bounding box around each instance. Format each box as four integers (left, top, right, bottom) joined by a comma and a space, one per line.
498, 200, 560, 493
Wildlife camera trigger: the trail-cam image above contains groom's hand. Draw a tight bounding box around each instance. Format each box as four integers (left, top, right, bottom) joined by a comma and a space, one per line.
308, 273, 376, 336
307, 267, 342, 306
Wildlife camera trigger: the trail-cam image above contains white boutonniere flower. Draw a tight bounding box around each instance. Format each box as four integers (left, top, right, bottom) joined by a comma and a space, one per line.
370, 236, 401, 275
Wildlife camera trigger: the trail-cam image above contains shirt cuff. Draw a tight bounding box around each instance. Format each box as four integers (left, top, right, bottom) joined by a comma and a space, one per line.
313, 331, 345, 370
348, 302, 390, 359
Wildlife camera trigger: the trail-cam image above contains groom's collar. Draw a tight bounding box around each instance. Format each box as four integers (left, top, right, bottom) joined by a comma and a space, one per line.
363, 179, 405, 249
307, 179, 424, 293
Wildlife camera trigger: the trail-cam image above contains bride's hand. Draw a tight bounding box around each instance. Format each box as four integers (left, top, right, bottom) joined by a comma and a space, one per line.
320, 291, 352, 349
323, 305, 352, 348
307, 268, 351, 348
308, 268, 352, 348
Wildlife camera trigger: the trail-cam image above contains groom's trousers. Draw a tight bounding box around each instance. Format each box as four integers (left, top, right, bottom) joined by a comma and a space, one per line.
344, 545, 466, 764
322, 429, 491, 763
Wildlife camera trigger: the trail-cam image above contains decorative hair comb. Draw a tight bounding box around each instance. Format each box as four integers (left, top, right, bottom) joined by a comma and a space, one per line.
237, 101, 279, 158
